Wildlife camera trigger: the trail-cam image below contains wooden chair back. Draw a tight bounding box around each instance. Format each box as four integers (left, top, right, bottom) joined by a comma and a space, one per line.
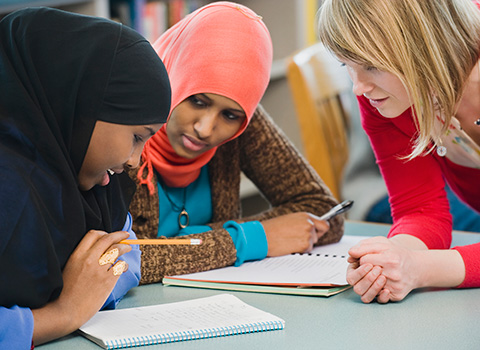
286, 43, 351, 199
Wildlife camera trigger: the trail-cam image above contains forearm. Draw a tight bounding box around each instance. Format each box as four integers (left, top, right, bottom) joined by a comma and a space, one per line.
391, 234, 465, 288
415, 249, 465, 288
140, 230, 237, 284
32, 301, 75, 345
389, 234, 428, 250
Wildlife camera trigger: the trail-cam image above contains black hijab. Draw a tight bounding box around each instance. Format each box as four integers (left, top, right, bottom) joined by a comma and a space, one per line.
0, 7, 171, 308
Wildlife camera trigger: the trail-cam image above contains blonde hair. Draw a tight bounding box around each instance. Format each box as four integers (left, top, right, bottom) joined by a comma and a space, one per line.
317, 0, 480, 158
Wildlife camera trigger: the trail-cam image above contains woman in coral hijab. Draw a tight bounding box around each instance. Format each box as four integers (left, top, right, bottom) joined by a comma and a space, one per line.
130, 2, 344, 283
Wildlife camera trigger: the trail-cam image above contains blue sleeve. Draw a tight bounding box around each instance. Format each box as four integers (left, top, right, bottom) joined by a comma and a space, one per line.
102, 213, 141, 310
0, 306, 33, 350
224, 221, 268, 266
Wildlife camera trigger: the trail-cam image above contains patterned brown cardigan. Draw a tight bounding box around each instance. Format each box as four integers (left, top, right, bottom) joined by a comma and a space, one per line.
129, 104, 344, 284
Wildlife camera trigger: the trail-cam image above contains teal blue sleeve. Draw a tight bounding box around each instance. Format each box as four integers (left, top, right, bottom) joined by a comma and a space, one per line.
177, 221, 268, 266
224, 220, 268, 266
102, 212, 141, 310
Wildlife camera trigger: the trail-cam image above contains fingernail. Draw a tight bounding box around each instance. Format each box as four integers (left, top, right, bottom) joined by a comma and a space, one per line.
112, 260, 127, 276
99, 248, 119, 266
364, 264, 372, 272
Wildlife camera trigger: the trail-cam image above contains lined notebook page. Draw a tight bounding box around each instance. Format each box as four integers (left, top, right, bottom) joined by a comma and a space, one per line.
79, 294, 285, 349
168, 236, 370, 286
170, 252, 348, 285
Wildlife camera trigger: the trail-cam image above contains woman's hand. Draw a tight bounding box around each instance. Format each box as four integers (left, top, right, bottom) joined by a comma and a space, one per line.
346, 236, 425, 303
32, 229, 131, 345
262, 212, 330, 257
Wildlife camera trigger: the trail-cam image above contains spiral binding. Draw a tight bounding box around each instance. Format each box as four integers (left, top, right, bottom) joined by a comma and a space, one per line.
105, 319, 285, 349
294, 252, 347, 259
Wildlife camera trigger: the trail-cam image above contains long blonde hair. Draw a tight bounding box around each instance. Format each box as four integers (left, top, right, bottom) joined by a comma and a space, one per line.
317, 0, 480, 158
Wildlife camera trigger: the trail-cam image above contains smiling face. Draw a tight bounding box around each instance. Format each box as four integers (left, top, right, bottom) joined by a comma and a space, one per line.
78, 121, 163, 191
341, 59, 412, 118
166, 93, 246, 159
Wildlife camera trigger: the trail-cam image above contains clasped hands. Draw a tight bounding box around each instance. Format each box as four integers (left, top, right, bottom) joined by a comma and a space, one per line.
346, 236, 425, 304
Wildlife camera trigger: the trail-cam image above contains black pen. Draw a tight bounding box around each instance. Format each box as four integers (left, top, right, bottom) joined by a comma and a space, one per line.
319, 200, 354, 220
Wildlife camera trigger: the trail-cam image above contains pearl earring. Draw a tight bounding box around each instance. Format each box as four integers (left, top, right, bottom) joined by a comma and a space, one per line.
436, 145, 447, 157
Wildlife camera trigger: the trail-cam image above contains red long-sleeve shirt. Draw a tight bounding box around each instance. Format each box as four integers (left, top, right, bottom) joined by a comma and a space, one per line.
358, 95, 480, 288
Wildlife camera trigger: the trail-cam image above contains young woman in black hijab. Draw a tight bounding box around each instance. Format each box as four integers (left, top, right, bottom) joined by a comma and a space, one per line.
0, 7, 171, 347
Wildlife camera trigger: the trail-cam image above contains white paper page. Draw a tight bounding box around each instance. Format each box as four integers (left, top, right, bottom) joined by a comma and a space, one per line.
308, 235, 370, 256
79, 294, 284, 342
171, 235, 370, 286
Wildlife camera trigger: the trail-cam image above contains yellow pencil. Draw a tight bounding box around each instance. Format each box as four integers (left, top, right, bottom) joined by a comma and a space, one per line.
119, 238, 202, 245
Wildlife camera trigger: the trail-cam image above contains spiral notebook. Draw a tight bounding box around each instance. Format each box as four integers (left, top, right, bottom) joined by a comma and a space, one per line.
78, 294, 285, 349
163, 235, 369, 297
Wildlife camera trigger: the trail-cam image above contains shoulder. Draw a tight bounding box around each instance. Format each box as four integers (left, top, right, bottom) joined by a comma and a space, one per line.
238, 104, 286, 144
0, 131, 50, 217
0, 159, 31, 243
244, 104, 276, 131
0, 144, 64, 256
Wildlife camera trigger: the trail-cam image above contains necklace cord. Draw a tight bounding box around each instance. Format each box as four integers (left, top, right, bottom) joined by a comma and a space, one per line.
159, 178, 189, 229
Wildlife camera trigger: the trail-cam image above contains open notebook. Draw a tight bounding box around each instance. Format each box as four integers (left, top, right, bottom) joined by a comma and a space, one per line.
163, 235, 369, 297
78, 294, 285, 349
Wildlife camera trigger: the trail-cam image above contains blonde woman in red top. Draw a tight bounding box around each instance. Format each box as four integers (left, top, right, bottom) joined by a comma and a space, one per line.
318, 0, 480, 303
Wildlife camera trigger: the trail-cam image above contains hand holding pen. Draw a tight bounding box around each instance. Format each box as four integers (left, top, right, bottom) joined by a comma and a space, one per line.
262, 201, 352, 257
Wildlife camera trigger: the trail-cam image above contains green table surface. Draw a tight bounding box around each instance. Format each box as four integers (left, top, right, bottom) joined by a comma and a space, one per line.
38, 221, 480, 350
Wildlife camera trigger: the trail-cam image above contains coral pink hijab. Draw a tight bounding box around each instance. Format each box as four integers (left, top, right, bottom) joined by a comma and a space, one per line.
138, 1, 273, 190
